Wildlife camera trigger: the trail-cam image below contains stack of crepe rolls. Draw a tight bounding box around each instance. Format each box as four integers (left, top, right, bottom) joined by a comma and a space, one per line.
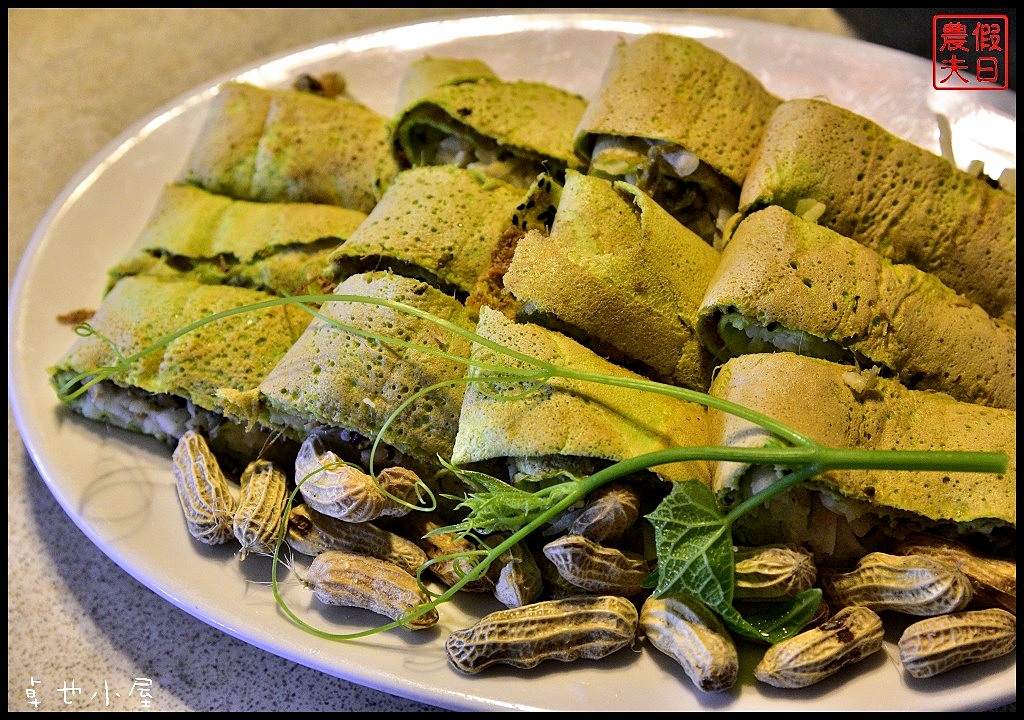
707, 352, 1015, 565
697, 205, 1016, 410
49, 275, 311, 465
389, 56, 587, 188
56, 73, 579, 479
182, 81, 399, 214
107, 183, 367, 297
573, 32, 781, 244
503, 169, 719, 391
451, 307, 710, 486
734, 98, 1016, 325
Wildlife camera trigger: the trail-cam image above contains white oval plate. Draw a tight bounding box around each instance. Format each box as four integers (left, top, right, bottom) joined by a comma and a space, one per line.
8, 11, 1016, 712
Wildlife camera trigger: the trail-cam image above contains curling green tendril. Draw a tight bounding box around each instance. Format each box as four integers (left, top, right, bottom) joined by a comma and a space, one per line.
58, 292, 1009, 643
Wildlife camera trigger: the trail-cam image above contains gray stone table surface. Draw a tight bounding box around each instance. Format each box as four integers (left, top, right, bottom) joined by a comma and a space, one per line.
8, 7, 1014, 713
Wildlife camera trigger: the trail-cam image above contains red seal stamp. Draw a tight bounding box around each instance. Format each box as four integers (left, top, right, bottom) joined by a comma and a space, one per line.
933, 14, 1009, 90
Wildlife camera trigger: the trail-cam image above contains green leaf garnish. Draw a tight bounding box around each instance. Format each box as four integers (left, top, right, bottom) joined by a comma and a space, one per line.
644, 479, 825, 643
646, 480, 735, 606
741, 589, 824, 643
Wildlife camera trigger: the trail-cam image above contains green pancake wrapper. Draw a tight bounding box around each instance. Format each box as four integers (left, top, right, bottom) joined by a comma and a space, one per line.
504, 170, 720, 391
327, 166, 525, 297
573, 33, 781, 243
108, 184, 367, 296
390, 57, 587, 188
735, 98, 1016, 324
393, 56, 498, 111
258, 271, 475, 464
50, 275, 312, 448
451, 307, 710, 484
182, 81, 399, 213
698, 205, 1016, 410
708, 352, 1015, 533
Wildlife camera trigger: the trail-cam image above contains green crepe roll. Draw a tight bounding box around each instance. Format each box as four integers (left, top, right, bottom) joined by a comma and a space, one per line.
389, 57, 587, 189
503, 169, 720, 391
327, 166, 526, 299
697, 206, 1016, 410
49, 275, 312, 461
451, 307, 710, 485
707, 352, 1015, 564
257, 271, 475, 467
394, 56, 498, 112
735, 98, 1016, 325
182, 81, 400, 213
107, 184, 367, 296
573, 33, 781, 244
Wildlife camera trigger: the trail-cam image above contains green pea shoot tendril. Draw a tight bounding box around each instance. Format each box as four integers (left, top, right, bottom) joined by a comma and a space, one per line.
58, 292, 1010, 643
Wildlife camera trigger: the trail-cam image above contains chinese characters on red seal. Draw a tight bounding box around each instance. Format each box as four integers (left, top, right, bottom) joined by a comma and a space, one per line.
933, 14, 1009, 90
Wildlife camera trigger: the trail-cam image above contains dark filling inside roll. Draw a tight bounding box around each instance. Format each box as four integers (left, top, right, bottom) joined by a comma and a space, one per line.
588, 135, 738, 245
395, 114, 556, 189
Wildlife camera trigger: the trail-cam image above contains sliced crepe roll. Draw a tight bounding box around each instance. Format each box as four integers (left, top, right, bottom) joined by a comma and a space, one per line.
182, 81, 399, 213
108, 184, 367, 296
707, 352, 1015, 564
327, 166, 529, 299
451, 307, 710, 485
389, 57, 587, 188
573, 33, 781, 244
258, 271, 475, 467
504, 170, 720, 391
697, 206, 1016, 410
50, 275, 312, 462
735, 98, 1016, 325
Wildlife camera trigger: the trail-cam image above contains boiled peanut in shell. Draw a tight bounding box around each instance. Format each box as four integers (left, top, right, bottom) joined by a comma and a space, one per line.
446, 595, 638, 673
